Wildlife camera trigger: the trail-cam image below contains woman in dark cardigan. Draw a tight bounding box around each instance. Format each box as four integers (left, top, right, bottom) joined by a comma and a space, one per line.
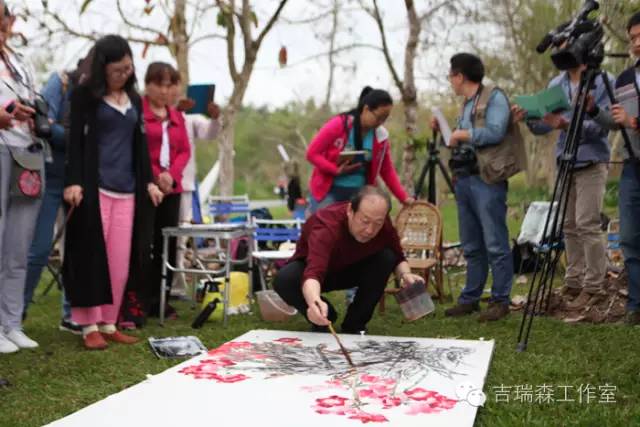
62, 35, 164, 350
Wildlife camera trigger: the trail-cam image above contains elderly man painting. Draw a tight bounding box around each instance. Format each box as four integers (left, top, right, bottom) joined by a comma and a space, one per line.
274, 185, 421, 333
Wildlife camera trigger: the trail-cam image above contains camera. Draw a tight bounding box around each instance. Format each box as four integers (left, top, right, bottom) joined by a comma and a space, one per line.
449, 144, 478, 176
22, 96, 52, 139
536, 0, 604, 70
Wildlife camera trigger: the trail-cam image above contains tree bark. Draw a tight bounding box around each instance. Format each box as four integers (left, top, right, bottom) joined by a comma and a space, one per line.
400, 0, 420, 195
219, 63, 253, 196
172, 0, 190, 93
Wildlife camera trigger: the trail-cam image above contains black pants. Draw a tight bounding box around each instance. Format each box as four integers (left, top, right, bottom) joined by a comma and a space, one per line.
148, 193, 181, 312
273, 248, 397, 333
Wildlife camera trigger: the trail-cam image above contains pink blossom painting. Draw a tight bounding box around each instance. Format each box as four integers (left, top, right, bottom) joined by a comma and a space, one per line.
46, 330, 494, 427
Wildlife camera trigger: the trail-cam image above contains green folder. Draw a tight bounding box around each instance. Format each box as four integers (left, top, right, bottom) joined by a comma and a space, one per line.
514, 85, 571, 120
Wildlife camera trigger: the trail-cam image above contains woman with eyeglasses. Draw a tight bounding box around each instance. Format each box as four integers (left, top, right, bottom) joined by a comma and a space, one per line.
306, 86, 414, 214
63, 34, 164, 350
0, 3, 49, 354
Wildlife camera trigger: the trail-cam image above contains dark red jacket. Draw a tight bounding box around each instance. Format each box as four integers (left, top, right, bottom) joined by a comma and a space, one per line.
143, 96, 190, 194
289, 201, 406, 286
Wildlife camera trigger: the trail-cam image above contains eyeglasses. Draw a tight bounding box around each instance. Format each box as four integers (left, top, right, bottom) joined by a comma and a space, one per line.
108, 65, 134, 78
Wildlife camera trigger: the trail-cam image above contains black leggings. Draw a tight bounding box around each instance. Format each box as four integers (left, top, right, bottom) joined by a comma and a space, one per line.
148, 193, 181, 311
273, 248, 397, 332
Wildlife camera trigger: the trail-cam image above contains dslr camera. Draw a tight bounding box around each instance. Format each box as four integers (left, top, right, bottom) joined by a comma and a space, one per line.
8, 96, 52, 139
24, 97, 52, 140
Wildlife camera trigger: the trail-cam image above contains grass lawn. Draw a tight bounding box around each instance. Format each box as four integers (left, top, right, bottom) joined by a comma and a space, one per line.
2, 175, 637, 426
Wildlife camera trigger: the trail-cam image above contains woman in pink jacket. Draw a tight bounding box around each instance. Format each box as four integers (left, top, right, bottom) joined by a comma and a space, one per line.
307, 87, 413, 212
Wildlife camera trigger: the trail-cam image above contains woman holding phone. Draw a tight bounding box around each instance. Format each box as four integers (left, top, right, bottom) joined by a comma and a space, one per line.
306, 86, 413, 213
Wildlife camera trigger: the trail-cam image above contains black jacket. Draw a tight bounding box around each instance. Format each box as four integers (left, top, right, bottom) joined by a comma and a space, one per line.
63, 85, 155, 307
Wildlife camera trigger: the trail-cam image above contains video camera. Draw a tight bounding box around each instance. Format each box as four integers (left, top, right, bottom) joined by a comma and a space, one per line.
535, 0, 604, 70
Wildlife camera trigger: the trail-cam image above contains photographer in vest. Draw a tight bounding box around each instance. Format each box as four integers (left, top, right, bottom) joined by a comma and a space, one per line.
512, 49, 614, 311
431, 53, 523, 321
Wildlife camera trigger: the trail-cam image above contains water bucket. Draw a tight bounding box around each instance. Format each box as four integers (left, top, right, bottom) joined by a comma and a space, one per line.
391, 281, 435, 321
255, 290, 297, 322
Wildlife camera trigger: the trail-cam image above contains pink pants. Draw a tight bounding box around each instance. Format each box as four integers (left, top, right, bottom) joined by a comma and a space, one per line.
71, 192, 135, 326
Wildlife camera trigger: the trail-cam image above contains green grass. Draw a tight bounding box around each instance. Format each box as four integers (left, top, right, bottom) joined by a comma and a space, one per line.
2, 279, 638, 427
2, 176, 636, 426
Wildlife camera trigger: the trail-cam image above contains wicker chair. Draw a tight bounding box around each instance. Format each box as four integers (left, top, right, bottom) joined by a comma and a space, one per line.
379, 201, 444, 313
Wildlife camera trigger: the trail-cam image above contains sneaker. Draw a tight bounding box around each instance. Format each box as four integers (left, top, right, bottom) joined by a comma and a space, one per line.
4, 329, 38, 349
0, 333, 19, 354
444, 302, 480, 317
101, 330, 139, 345
566, 290, 602, 311
84, 331, 108, 350
624, 311, 640, 326
478, 302, 510, 322
59, 319, 82, 335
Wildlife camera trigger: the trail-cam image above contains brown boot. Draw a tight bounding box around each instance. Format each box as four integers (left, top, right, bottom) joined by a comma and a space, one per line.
625, 311, 640, 326
478, 302, 510, 322
101, 330, 140, 345
560, 285, 581, 298
84, 331, 108, 350
566, 290, 601, 311
444, 302, 480, 317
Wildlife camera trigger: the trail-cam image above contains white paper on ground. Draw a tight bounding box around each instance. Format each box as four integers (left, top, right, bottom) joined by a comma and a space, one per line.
45, 330, 495, 427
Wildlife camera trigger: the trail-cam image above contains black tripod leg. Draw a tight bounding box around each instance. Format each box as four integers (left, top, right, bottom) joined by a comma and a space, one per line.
438, 159, 455, 194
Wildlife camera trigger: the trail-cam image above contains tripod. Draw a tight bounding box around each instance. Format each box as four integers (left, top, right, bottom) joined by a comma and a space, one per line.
516, 65, 636, 352
414, 130, 455, 203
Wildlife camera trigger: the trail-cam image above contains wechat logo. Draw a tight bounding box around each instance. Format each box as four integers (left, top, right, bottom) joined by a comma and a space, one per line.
455, 382, 487, 407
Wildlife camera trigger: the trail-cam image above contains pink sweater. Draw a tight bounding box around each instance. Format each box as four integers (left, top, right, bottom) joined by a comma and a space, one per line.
306, 115, 409, 203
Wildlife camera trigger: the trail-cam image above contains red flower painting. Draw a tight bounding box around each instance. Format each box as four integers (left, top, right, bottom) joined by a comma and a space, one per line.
178, 337, 464, 424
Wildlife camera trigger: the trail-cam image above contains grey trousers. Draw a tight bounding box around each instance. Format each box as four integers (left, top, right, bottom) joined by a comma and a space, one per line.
0, 146, 43, 331
563, 163, 608, 293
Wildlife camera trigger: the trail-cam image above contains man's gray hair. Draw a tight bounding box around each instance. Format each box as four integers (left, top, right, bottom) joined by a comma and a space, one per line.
350, 185, 392, 213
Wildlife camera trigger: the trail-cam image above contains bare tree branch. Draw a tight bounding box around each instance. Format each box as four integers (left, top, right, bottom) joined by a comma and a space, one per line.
255, 0, 289, 49
286, 43, 383, 68
216, 0, 240, 82
370, 0, 404, 92
189, 33, 227, 46
116, 0, 164, 37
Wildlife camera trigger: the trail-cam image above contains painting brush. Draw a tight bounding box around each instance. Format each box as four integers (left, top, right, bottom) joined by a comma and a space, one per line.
328, 322, 355, 369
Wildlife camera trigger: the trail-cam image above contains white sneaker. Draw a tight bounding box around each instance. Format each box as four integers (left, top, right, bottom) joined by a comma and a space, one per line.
5, 329, 39, 349
0, 332, 19, 353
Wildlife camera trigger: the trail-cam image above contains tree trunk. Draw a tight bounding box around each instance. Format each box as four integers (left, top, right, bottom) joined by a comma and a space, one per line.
399, 0, 420, 195
218, 63, 253, 196
323, 0, 339, 109
172, 0, 190, 93
218, 107, 237, 197
401, 96, 418, 196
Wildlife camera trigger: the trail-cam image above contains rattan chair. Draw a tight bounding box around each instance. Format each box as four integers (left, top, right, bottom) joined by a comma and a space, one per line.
379, 201, 444, 313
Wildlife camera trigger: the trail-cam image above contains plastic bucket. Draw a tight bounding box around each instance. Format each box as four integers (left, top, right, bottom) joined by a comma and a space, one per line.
392, 281, 435, 321
199, 272, 250, 321
255, 290, 297, 322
